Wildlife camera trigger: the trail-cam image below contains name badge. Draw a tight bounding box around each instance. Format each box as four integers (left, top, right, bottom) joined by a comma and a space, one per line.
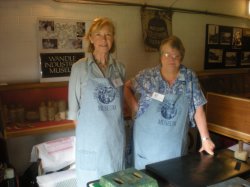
151, 92, 165, 102
112, 78, 123, 87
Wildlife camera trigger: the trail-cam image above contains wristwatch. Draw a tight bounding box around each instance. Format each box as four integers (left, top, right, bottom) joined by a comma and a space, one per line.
201, 137, 210, 142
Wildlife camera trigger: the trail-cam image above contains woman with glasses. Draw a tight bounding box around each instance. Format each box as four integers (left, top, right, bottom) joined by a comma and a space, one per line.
124, 35, 215, 170
68, 17, 126, 187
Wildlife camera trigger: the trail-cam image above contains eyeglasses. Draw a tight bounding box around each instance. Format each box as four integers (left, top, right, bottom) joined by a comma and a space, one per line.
162, 52, 181, 61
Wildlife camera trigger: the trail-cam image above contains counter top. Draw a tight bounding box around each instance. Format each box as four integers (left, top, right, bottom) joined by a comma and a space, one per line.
146, 149, 250, 187
88, 149, 250, 187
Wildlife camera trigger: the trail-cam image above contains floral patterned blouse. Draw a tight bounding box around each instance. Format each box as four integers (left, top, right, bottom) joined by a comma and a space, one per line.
131, 64, 206, 126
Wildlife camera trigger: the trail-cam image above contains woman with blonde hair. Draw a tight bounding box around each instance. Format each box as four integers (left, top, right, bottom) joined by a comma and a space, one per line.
68, 17, 126, 187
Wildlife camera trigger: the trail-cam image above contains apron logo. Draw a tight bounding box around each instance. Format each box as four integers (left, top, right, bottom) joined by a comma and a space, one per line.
96, 85, 116, 104
160, 101, 177, 120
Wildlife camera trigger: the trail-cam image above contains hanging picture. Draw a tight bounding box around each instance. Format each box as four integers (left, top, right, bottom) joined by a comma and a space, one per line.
219, 26, 231, 45
204, 24, 250, 69
141, 7, 172, 52
37, 18, 90, 82
208, 49, 223, 64
207, 24, 219, 44
241, 51, 250, 66
225, 51, 237, 67
232, 28, 243, 49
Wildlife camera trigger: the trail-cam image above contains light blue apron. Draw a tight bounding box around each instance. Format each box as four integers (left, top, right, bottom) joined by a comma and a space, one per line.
76, 64, 125, 187
134, 83, 189, 170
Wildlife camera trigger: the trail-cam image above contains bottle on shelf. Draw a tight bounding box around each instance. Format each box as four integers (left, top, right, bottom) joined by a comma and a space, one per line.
39, 102, 47, 122
47, 101, 55, 121
58, 100, 66, 120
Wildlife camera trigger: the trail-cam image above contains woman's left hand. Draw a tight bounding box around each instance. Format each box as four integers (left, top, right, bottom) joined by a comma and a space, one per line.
199, 138, 215, 155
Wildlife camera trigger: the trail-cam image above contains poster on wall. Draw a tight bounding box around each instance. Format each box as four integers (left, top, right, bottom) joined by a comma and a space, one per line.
141, 8, 172, 52
38, 18, 89, 82
204, 24, 250, 69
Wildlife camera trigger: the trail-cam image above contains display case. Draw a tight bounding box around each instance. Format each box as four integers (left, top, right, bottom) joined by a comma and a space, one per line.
0, 81, 75, 138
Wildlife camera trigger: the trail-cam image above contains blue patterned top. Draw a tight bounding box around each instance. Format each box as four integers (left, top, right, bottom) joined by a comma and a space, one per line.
131, 64, 206, 126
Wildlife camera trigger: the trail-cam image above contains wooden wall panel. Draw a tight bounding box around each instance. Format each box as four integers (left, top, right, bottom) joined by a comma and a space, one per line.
206, 92, 250, 142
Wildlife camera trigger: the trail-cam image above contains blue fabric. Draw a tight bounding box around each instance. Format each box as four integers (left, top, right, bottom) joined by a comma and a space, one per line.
132, 64, 207, 169
74, 62, 125, 187
132, 64, 206, 127
68, 54, 126, 120
133, 86, 189, 170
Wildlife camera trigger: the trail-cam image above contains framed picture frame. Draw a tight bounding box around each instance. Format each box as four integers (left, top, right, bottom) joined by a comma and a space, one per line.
208, 48, 223, 64
241, 51, 250, 66
225, 51, 237, 67
204, 24, 250, 69
207, 24, 219, 44
232, 27, 243, 49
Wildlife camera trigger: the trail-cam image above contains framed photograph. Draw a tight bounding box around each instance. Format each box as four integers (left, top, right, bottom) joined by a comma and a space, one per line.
242, 28, 250, 50
220, 32, 231, 45
207, 24, 219, 44
232, 28, 242, 49
241, 51, 250, 66
219, 26, 231, 46
225, 52, 237, 67
208, 49, 223, 64
205, 24, 250, 69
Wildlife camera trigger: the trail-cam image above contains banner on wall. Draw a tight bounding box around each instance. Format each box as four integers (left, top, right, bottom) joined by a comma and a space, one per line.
37, 18, 90, 82
141, 8, 172, 52
40, 52, 84, 78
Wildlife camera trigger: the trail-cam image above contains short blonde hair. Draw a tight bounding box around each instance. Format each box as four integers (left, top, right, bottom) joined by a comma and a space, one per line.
160, 35, 185, 61
85, 17, 116, 53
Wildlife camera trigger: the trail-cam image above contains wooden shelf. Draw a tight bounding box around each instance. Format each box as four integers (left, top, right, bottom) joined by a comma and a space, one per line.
0, 81, 68, 91
0, 81, 72, 138
0, 81, 132, 138
4, 120, 75, 138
